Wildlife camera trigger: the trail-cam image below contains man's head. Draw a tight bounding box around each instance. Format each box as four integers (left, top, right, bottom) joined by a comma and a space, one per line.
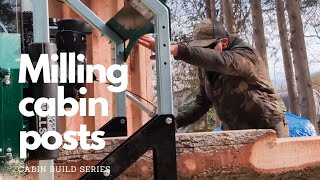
189, 19, 229, 51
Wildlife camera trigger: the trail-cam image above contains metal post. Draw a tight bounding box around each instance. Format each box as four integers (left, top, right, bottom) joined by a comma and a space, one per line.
139, 1, 176, 179
115, 43, 126, 117
33, 0, 49, 43
143, 0, 173, 115
32, 0, 54, 179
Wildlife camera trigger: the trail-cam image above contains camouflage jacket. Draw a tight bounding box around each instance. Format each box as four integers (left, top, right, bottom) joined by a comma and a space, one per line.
174, 36, 287, 130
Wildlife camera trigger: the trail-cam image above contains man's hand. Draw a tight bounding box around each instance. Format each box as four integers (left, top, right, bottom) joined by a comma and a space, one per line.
138, 34, 179, 59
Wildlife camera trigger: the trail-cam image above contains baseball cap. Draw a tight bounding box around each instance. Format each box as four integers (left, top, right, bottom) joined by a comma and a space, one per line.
189, 19, 228, 47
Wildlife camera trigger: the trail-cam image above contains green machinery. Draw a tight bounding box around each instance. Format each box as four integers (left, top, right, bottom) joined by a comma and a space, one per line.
0, 0, 26, 164
0, 33, 26, 164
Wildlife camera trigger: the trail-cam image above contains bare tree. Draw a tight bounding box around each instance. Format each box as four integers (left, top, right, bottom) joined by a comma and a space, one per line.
204, 0, 216, 21
275, 0, 300, 115
205, 0, 212, 19
210, 0, 216, 20
250, 0, 269, 73
285, 0, 319, 133
223, 0, 236, 34
219, 0, 224, 23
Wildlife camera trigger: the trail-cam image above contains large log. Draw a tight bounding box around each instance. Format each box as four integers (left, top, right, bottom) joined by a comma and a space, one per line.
22, 130, 320, 179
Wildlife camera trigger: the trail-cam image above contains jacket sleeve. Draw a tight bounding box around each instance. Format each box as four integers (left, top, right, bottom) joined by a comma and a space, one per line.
174, 45, 258, 78
175, 68, 213, 128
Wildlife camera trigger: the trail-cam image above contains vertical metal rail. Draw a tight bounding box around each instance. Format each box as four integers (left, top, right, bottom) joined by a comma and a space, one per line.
143, 1, 176, 179
144, 0, 173, 115
33, 0, 49, 43
32, 0, 54, 180
115, 43, 126, 117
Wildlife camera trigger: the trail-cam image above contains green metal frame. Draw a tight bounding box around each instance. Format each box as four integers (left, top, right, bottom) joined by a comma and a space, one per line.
106, 0, 167, 60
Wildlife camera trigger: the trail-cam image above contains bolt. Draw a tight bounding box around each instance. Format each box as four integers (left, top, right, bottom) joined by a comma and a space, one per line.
4, 69, 10, 85
103, 169, 110, 177
150, 19, 155, 24
6, 153, 12, 160
120, 119, 126, 124
5, 78, 10, 85
6, 147, 12, 153
165, 117, 173, 124
0, 148, 2, 153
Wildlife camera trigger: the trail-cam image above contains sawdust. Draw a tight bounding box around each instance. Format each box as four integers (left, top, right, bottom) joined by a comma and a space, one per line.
0, 158, 26, 180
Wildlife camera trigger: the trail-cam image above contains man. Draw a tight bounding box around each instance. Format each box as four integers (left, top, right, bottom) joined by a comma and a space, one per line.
139, 19, 289, 137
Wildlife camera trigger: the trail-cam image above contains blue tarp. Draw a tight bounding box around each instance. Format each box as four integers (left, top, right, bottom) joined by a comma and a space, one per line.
285, 112, 317, 137
214, 112, 317, 137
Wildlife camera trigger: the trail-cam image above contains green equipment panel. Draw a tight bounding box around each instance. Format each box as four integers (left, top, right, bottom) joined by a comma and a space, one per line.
0, 33, 26, 163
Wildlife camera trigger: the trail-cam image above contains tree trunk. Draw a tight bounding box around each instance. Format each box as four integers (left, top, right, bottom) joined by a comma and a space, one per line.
223, 0, 236, 34
205, 0, 212, 19
285, 0, 319, 133
250, 0, 269, 73
210, 0, 216, 20
275, 0, 300, 115
219, 0, 224, 24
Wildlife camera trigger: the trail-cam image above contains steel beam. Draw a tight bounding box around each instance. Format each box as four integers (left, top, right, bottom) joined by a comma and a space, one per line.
32, 0, 54, 179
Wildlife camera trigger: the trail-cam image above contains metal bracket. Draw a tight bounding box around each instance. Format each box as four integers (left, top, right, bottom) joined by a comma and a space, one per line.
98, 117, 127, 137
80, 114, 177, 180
